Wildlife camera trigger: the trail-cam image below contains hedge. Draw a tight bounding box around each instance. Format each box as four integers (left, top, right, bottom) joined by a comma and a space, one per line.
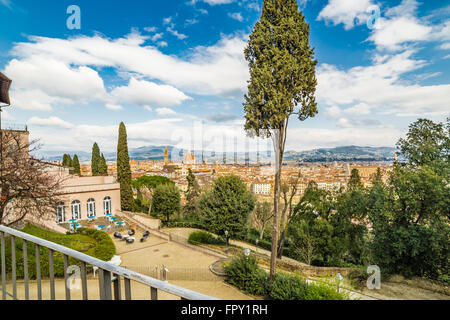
3, 225, 116, 279
270, 273, 348, 300
188, 231, 225, 245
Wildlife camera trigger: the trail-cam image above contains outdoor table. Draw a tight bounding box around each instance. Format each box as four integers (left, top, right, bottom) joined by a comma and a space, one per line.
115, 221, 125, 228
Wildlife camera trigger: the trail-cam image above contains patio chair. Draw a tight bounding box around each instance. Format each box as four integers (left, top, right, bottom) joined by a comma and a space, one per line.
113, 232, 122, 239
126, 237, 135, 244
128, 229, 135, 236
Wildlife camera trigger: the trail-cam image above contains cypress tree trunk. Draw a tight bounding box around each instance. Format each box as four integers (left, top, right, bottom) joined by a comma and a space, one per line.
270, 125, 286, 282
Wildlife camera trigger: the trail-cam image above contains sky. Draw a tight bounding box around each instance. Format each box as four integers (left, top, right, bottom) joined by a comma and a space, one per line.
0, 0, 449, 156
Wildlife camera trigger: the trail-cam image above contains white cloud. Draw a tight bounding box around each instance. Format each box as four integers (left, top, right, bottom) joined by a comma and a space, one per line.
318, 0, 449, 52
440, 42, 450, 50
150, 33, 164, 42
157, 41, 168, 47
317, 50, 450, 117
5, 56, 109, 103
28, 116, 74, 129
345, 103, 371, 115
144, 27, 157, 33
111, 78, 191, 107
105, 103, 123, 111
185, 19, 199, 26
0, 0, 11, 9
228, 12, 243, 22
8, 32, 249, 96
166, 25, 188, 40
317, 0, 374, 30
202, 0, 235, 5
368, 16, 432, 51
9, 89, 71, 111
30, 117, 405, 155
155, 107, 177, 116
1, 109, 14, 120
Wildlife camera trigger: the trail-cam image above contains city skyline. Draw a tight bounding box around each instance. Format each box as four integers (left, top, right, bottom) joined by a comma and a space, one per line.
1, 0, 449, 154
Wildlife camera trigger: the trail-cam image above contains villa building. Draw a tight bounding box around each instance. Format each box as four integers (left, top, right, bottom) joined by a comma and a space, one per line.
1, 127, 121, 232
55, 171, 121, 224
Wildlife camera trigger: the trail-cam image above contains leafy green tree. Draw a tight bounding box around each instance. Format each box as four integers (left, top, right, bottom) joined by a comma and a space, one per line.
198, 175, 256, 244
347, 168, 363, 191
91, 143, 101, 176
244, 0, 318, 281
72, 154, 81, 175
117, 122, 134, 211
152, 184, 181, 223
132, 175, 174, 190
289, 217, 337, 266
253, 201, 273, 240
369, 118, 449, 280
183, 169, 201, 218
396, 118, 449, 170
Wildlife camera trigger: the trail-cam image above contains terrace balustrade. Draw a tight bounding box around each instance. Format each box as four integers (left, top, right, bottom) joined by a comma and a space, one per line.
0, 224, 218, 301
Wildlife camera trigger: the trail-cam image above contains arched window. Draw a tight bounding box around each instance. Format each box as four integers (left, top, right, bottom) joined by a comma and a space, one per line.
87, 198, 96, 218
103, 196, 112, 215
71, 200, 81, 220
56, 202, 66, 224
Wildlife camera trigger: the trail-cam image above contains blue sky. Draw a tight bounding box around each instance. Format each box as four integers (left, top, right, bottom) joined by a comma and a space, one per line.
1, 0, 449, 156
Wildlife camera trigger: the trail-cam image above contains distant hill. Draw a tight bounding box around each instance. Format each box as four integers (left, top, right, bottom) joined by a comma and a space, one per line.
37, 145, 397, 163
284, 146, 397, 162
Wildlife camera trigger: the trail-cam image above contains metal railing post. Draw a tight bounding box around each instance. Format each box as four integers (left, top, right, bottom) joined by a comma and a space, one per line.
49, 249, 55, 300
35, 244, 42, 300
11, 235, 16, 299
1, 232, 6, 300
23, 239, 29, 300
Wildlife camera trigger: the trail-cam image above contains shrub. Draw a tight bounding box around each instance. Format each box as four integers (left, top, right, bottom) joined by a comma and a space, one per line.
188, 231, 224, 245
269, 272, 348, 300
224, 253, 268, 296
269, 273, 309, 300
4, 225, 116, 279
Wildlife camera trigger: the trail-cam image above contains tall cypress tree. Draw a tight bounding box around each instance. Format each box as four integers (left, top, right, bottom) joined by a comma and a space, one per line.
91, 142, 101, 176
62, 154, 72, 167
243, 0, 318, 281
117, 122, 134, 211
72, 154, 81, 175
99, 153, 108, 175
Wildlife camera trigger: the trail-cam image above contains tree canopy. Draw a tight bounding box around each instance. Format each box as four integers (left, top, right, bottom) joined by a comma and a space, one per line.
199, 175, 256, 242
